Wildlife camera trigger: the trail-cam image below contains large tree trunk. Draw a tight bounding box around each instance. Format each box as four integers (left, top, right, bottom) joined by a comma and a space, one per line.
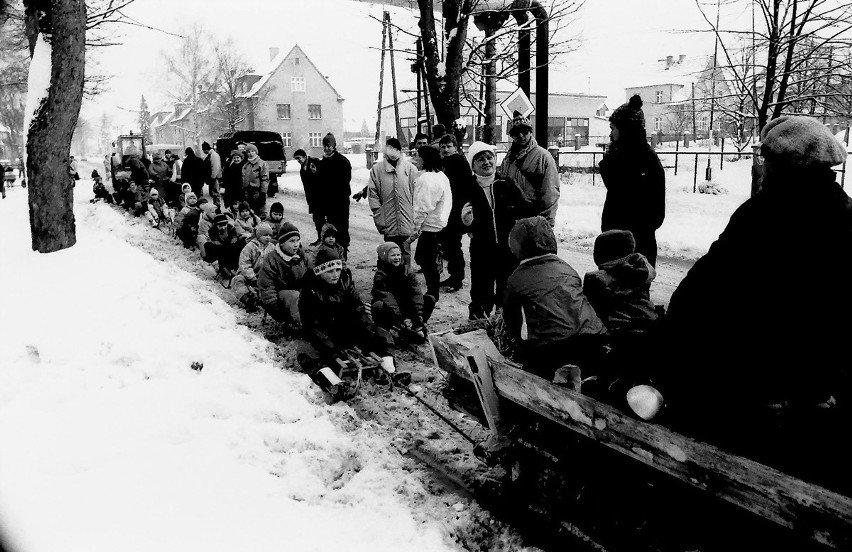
23, 0, 85, 253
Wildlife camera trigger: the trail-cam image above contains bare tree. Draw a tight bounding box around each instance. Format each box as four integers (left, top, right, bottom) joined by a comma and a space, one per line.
23, 0, 86, 253
0, 2, 27, 160
209, 38, 250, 132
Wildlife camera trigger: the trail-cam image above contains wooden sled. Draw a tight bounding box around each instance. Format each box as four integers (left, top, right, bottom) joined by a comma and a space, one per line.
429, 329, 852, 550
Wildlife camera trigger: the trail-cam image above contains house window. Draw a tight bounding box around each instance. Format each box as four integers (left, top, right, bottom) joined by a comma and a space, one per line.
277, 104, 291, 119
295, 57, 300, 65
309, 132, 322, 147
656, 90, 664, 103
282, 132, 292, 147
308, 104, 322, 119
291, 77, 306, 92
654, 117, 663, 132
699, 115, 708, 131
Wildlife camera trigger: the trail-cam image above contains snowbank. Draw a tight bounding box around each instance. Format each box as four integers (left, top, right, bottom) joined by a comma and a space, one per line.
0, 187, 457, 552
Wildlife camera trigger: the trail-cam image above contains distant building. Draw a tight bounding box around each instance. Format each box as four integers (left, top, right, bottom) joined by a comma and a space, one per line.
234, 45, 345, 158
379, 89, 609, 149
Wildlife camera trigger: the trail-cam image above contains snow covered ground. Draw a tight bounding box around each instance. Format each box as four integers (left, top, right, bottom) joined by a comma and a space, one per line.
0, 183, 466, 552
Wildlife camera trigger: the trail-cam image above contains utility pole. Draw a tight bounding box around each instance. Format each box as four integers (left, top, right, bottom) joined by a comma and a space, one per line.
474, 10, 509, 145
387, 11, 407, 148
414, 38, 423, 136
706, 0, 720, 181
373, 11, 389, 153
691, 82, 698, 148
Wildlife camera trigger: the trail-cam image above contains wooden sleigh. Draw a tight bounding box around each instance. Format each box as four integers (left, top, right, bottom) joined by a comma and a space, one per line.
429, 329, 852, 550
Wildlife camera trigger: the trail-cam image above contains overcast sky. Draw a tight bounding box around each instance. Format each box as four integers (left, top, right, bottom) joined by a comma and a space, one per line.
85, 0, 720, 131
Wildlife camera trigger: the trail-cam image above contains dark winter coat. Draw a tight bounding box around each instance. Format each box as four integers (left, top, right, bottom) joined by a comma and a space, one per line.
299, 273, 372, 357
442, 153, 475, 233
299, 156, 323, 213
174, 207, 201, 247
223, 160, 245, 198
128, 157, 150, 191
181, 152, 206, 191
371, 258, 425, 328
583, 253, 657, 335
148, 160, 170, 187
504, 217, 607, 349
466, 176, 525, 253
319, 150, 352, 207
207, 221, 242, 248
257, 244, 309, 318
599, 141, 666, 236
498, 137, 561, 226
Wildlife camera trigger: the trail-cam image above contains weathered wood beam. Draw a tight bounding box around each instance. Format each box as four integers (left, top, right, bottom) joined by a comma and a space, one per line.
429, 330, 852, 550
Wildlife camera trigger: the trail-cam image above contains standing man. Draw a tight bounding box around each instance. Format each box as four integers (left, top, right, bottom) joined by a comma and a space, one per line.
201, 141, 222, 208
499, 111, 561, 226
182, 147, 206, 199
409, 132, 430, 171
437, 133, 473, 292
598, 95, 665, 266
319, 133, 352, 258
368, 137, 418, 266
242, 143, 269, 218
294, 148, 325, 246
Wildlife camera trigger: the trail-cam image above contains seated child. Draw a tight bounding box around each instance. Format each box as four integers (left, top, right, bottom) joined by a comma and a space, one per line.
121, 181, 147, 217
298, 248, 398, 400
231, 223, 275, 311
146, 188, 174, 228
503, 216, 609, 382
202, 213, 245, 278
195, 200, 217, 255
257, 222, 309, 329
223, 197, 241, 222
267, 202, 285, 237
173, 192, 201, 248
309, 223, 352, 284
583, 230, 658, 336
234, 201, 260, 243
91, 169, 113, 204
177, 183, 192, 210
371, 241, 435, 345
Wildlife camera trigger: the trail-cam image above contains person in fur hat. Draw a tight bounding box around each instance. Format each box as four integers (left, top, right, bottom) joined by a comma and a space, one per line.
499, 111, 561, 226
267, 201, 286, 237
503, 216, 608, 382
319, 133, 352, 257
371, 241, 435, 345
599, 94, 666, 267
257, 222, 308, 329
652, 115, 852, 494
231, 222, 276, 312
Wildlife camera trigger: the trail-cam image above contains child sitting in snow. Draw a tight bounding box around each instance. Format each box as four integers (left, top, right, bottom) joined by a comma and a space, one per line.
298, 248, 400, 400
257, 222, 309, 329
371, 241, 434, 345
177, 183, 192, 211
267, 202, 286, 237
202, 213, 245, 279
90, 169, 113, 204
145, 188, 174, 228
121, 181, 147, 217
233, 201, 260, 243
223, 197, 241, 222
231, 223, 275, 312
174, 192, 201, 248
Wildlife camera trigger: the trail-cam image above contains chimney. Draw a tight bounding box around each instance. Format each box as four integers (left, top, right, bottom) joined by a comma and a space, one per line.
269, 47, 280, 61
666, 55, 674, 68
679, 54, 686, 63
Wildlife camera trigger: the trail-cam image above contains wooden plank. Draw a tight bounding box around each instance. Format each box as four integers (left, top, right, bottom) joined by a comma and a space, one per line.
429, 331, 852, 550
465, 346, 502, 433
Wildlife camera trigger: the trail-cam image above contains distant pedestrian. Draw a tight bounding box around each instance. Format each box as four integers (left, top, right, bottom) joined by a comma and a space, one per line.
368, 137, 418, 266
102, 154, 111, 181
438, 133, 474, 292
499, 111, 561, 226
599, 94, 666, 267
319, 133, 352, 257
294, 148, 325, 245
241, 143, 269, 217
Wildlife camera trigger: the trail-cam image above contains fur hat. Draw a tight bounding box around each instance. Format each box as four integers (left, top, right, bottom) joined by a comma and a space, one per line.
376, 241, 402, 263
269, 201, 284, 214
593, 230, 636, 266
322, 133, 337, 149
278, 221, 300, 243
467, 141, 496, 166
760, 115, 847, 169
508, 110, 533, 137
255, 222, 273, 238
213, 213, 229, 225
610, 94, 645, 130
245, 143, 258, 154
314, 248, 343, 275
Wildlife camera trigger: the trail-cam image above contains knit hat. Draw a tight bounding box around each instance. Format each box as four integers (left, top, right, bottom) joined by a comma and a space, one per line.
255, 222, 273, 238
245, 143, 258, 154
593, 230, 636, 266
376, 241, 401, 263
314, 248, 343, 275
201, 141, 211, 151
610, 94, 645, 130
322, 133, 337, 149
213, 213, 229, 225
508, 110, 533, 137
467, 141, 496, 166
278, 221, 300, 243
760, 115, 847, 169
269, 201, 284, 214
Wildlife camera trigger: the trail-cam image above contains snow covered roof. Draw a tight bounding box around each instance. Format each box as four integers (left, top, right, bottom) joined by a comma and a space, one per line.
149, 111, 171, 128
173, 107, 193, 123
238, 45, 344, 101
629, 54, 712, 89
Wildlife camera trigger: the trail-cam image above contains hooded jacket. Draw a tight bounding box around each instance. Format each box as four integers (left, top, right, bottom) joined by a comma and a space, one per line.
371, 249, 425, 327
368, 157, 418, 237
498, 136, 561, 226
413, 170, 452, 233
504, 217, 607, 347
242, 155, 269, 193
583, 253, 657, 335
599, 140, 666, 234
234, 213, 260, 240
313, 223, 347, 267
238, 237, 275, 284
257, 244, 309, 317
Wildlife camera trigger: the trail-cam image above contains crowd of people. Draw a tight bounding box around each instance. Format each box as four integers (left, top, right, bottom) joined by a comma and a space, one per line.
94, 101, 852, 492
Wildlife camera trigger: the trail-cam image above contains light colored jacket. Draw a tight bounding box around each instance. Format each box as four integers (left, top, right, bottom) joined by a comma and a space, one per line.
368, 157, 418, 237
413, 171, 452, 233
208, 149, 222, 179
238, 238, 275, 283
499, 137, 560, 226
242, 156, 269, 193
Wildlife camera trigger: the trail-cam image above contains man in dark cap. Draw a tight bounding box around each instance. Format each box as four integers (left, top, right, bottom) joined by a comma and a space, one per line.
499, 111, 561, 227
319, 132, 352, 258
656, 115, 852, 493
599, 94, 666, 267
